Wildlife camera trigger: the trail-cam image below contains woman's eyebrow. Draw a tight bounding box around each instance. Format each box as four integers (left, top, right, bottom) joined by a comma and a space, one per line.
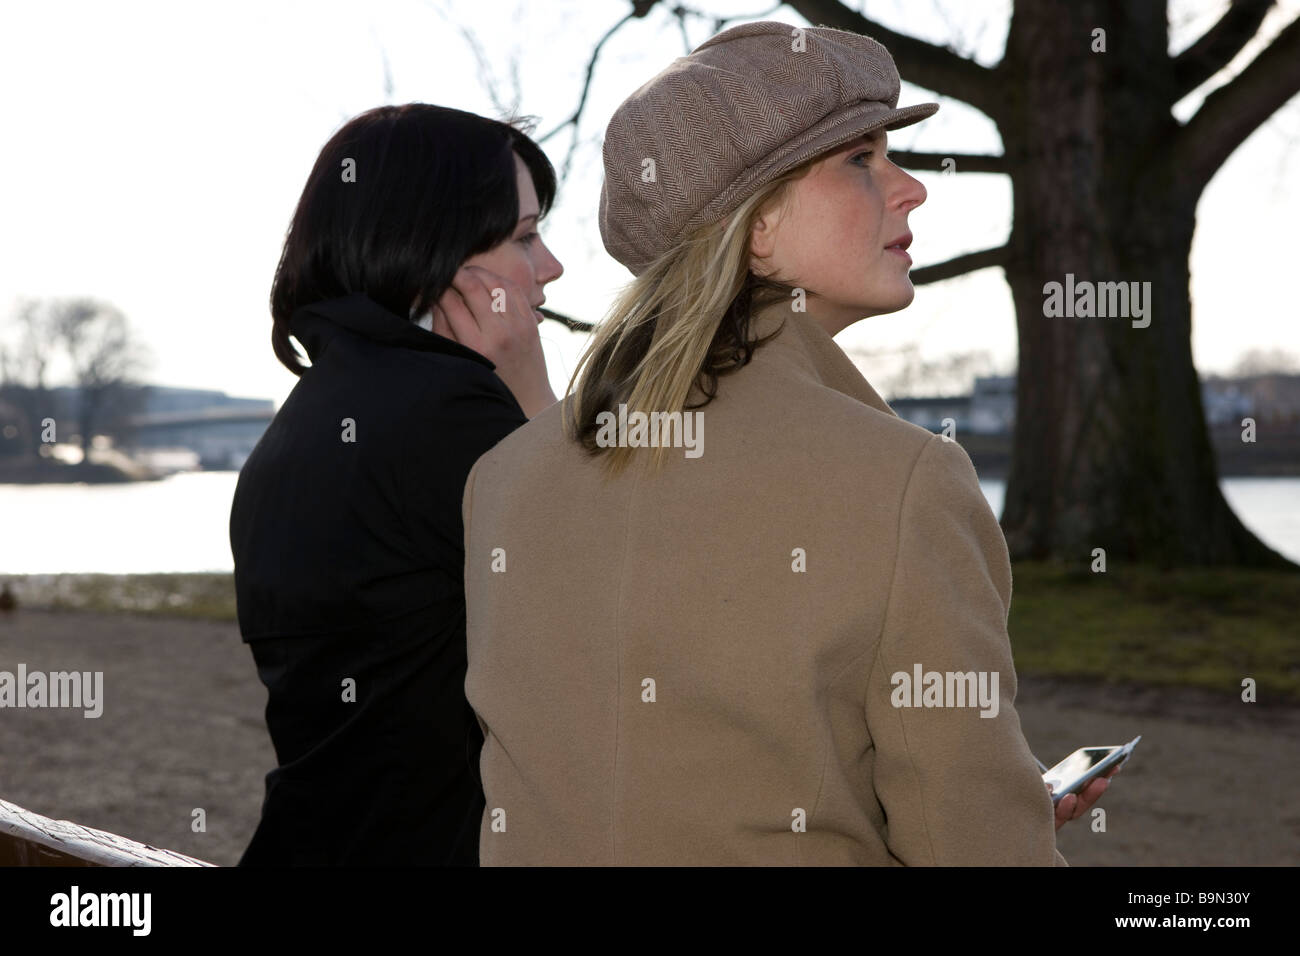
518, 213, 540, 225
845, 131, 887, 151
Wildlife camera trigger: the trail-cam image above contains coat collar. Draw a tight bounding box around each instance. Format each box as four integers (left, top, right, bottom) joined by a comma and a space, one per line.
747, 303, 898, 418
287, 293, 497, 370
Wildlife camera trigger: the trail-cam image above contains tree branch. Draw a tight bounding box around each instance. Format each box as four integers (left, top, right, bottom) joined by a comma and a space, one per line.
1171, 0, 1274, 101
539, 307, 594, 334
910, 244, 1009, 285
536, 4, 657, 183
1171, 12, 1300, 194
890, 150, 1005, 173
781, 0, 1002, 117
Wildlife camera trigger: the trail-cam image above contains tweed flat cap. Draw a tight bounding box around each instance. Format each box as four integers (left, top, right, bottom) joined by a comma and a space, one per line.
598, 20, 939, 276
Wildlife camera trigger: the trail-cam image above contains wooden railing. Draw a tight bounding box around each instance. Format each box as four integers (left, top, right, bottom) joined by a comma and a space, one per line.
0, 796, 213, 866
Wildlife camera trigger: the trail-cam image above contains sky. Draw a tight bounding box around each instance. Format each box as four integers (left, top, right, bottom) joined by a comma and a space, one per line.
1, 0, 1297, 409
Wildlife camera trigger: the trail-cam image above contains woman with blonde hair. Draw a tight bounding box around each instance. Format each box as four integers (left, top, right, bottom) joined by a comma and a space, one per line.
460, 21, 1108, 865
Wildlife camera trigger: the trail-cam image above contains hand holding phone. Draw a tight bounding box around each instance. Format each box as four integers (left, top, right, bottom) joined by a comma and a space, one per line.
1041, 735, 1141, 805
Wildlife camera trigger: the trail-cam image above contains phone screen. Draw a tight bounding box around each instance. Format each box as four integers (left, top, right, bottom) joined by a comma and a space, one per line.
1043, 746, 1120, 797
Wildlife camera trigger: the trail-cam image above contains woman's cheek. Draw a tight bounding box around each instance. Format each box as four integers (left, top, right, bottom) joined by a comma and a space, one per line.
506, 245, 534, 284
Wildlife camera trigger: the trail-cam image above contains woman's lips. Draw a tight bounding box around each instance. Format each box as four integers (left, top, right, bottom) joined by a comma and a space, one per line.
885, 232, 913, 263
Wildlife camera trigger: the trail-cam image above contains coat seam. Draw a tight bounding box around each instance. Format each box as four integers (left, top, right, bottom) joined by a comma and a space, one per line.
610, 460, 644, 864
802, 639, 878, 865
863, 433, 942, 866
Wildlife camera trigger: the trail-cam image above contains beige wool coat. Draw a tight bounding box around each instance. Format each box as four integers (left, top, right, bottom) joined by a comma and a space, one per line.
462, 303, 1067, 866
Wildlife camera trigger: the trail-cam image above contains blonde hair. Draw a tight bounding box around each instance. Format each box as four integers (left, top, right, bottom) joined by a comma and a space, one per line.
565, 162, 814, 476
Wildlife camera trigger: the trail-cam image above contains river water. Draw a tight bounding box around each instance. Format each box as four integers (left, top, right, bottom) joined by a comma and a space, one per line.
1, 472, 1297, 573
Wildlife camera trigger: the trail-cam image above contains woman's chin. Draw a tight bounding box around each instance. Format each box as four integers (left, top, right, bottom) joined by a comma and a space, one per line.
860, 285, 915, 317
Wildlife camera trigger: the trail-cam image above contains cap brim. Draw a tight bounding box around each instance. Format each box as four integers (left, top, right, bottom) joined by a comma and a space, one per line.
781, 100, 940, 170
690, 99, 940, 235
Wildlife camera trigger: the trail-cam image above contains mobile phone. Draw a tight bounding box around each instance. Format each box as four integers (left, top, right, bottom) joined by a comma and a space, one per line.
1040, 735, 1141, 804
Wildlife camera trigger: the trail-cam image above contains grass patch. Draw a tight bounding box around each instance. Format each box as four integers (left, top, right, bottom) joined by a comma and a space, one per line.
1008, 561, 1300, 701
3, 573, 237, 621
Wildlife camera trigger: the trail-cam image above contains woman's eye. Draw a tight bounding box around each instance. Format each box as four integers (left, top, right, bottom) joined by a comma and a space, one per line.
517, 231, 540, 245
850, 150, 874, 165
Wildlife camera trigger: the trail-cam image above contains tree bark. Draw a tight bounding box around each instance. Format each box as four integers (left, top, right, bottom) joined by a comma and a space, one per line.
996, 0, 1291, 568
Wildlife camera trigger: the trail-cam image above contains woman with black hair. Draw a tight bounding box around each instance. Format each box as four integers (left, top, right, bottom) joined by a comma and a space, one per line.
229, 103, 562, 865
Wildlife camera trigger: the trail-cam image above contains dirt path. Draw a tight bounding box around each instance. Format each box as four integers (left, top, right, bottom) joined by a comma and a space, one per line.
1019, 675, 1299, 865
1, 609, 1296, 866
0, 610, 271, 866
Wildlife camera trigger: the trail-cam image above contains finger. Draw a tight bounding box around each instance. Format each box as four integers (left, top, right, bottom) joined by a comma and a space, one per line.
430, 305, 455, 341
439, 284, 483, 347
462, 266, 531, 326
1054, 798, 1069, 830
1078, 777, 1110, 810
452, 268, 516, 345
1065, 793, 1082, 821
461, 265, 508, 298
1072, 790, 1091, 819
453, 266, 500, 317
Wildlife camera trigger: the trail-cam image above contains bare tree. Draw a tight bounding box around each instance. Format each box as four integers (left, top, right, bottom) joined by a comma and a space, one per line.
873, 349, 1006, 399
46, 299, 148, 463
0, 299, 61, 456
1231, 347, 1300, 376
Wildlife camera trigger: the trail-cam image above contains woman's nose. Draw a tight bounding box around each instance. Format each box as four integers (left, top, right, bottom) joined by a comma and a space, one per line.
538, 240, 564, 285
895, 167, 926, 211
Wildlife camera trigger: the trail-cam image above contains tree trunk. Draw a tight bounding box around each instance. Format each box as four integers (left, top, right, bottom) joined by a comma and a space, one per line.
997, 0, 1291, 568
78, 389, 97, 467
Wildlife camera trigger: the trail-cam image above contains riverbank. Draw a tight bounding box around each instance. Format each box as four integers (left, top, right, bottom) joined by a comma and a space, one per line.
3, 425, 1299, 483
0, 455, 159, 484
2, 573, 236, 618
957, 427, 1300, 479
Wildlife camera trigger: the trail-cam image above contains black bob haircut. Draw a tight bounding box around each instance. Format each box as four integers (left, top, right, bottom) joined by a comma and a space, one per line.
269, 103, 557, 375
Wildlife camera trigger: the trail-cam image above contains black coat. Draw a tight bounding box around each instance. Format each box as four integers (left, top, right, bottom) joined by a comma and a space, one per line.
229, 293, 526, 865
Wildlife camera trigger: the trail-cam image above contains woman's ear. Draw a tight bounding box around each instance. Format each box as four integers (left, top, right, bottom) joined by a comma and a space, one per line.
749, 208, 779, 274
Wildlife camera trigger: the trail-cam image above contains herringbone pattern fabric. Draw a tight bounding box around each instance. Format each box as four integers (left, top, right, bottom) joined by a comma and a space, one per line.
599, 20, 939, 276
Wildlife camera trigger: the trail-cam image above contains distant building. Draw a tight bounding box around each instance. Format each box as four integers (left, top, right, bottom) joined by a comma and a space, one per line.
136, 386, 272, 417
890, 372, 1297, 438
969, 376, 1016, 435
1202, 373, 1300, 426
124, 386, 275, 470
0, 398, 26, 456
889, 394, 971, 433
889, 376, 1016, 436
1201, 378, 1254, 426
